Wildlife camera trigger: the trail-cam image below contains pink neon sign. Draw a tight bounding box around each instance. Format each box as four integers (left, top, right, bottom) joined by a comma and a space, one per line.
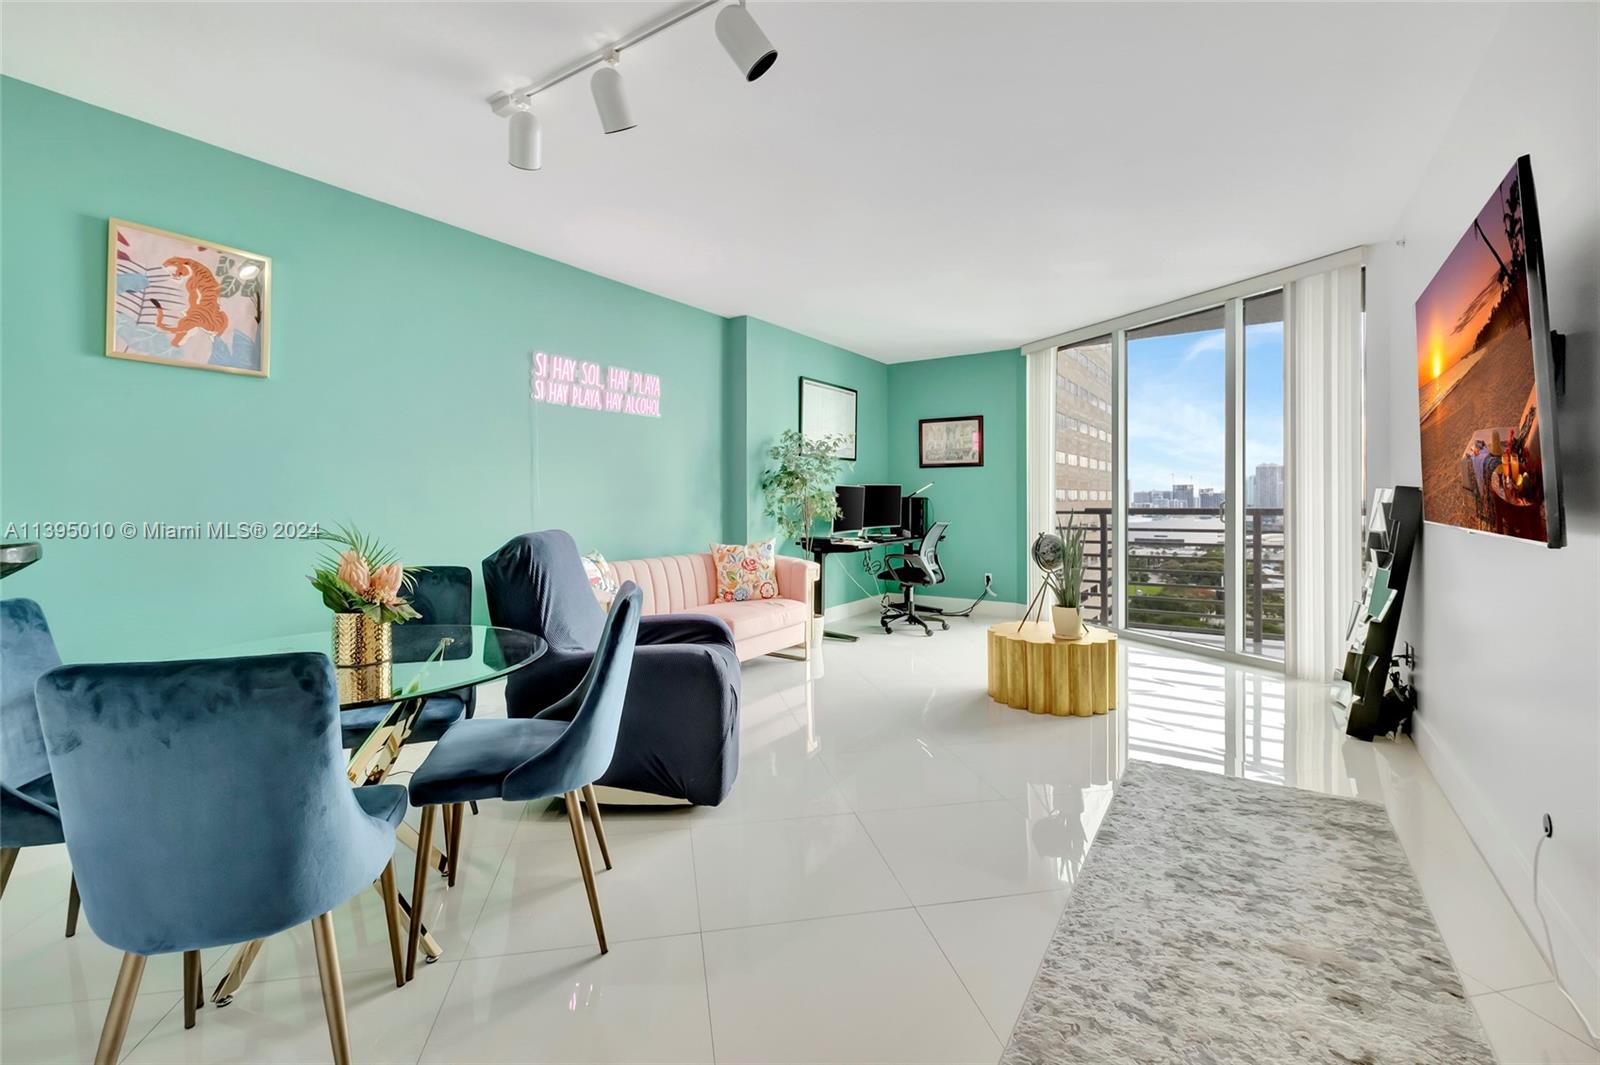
530, 351, 661, 417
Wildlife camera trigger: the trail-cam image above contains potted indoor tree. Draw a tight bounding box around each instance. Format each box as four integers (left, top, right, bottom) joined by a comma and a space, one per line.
760, 429, 850, 551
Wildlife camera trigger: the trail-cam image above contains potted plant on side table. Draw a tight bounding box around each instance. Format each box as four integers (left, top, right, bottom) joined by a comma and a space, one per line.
308, 525, 421, 665
1044, 516, 1087, 640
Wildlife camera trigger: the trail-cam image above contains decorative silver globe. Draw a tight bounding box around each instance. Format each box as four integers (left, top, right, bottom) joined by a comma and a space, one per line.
1031, 532, 1064, 572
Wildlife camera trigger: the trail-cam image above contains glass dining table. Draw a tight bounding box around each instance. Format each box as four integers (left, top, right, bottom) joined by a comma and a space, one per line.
198, 622, 546, 1002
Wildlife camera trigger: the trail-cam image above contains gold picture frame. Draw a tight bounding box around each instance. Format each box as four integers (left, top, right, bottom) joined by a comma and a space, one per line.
106, 218, 271, 378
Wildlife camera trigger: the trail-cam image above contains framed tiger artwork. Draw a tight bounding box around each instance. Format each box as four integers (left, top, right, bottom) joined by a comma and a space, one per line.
106, 219, 271, 377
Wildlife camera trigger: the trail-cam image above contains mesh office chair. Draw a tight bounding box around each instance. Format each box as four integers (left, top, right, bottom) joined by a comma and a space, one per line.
881, 522, 949, 636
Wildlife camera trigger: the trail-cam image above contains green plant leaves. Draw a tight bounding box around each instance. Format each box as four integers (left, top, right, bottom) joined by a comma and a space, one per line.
306, 524, 423, 623
761, 429, 850, 546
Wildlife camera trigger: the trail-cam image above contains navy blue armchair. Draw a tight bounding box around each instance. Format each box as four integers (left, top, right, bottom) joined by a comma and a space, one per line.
482, 531, 741, 805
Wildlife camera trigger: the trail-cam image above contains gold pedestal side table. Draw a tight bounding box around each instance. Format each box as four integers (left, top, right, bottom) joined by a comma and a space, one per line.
986, 622, 1116, 716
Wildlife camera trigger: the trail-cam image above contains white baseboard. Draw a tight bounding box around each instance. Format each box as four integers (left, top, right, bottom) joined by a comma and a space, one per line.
822, 596, 882, 623
1412, 713, 1599, 1023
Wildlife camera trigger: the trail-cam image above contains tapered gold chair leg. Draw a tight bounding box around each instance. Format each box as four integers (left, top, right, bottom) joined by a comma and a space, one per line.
564, 791, 607, 953
446, 803, 464, 888
182, 950, 201, 1029
405, 806, 436, 981
0, 847, 18, 897
581, 784, 613, 871
379, 860, 404, 988
66, 875, 81, 938
310, 912, 352, 1065
94, 952, 147, 1065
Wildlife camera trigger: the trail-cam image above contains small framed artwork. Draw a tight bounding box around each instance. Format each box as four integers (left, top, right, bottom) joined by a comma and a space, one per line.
106, 218, 270, 377
799, 376, 857, 460
920, 415, 984, 468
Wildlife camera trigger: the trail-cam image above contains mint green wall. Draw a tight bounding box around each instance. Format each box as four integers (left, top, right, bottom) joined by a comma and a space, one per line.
726, 316, 889, 609
1, 79, 729, 660
887, 350, 1027, 604
0, 79, 1018, 654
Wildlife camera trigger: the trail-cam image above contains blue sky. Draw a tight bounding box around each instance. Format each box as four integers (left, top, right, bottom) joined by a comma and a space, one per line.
1125, 322, 1283, 495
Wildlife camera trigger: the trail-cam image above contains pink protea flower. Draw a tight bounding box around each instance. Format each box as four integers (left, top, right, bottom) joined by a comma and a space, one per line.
367, 562, 404, 605
337, 550, 371, 596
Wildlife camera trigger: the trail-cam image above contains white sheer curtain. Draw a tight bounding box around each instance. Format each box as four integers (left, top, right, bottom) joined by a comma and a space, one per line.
1283, 264, 1365, 680
1024, 347, 1056, 609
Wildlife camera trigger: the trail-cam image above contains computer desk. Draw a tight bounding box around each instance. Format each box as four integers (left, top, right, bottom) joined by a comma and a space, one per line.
799, 532, 921, 643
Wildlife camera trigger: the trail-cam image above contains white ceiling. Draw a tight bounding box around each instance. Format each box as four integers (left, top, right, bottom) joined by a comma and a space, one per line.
1, 2, 1506, 362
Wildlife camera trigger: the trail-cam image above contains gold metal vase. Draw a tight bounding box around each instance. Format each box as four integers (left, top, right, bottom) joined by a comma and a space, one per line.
332, 612, 392, 666
337, 661, 393, 706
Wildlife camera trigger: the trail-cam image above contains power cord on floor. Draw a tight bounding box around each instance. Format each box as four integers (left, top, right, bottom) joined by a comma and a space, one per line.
936, 573, 997, 618
1531, 833, 1600, 1041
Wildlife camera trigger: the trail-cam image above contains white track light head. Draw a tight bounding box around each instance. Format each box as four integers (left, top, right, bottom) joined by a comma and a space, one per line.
508, 107, 542, 170
590, 63, 636, 134
715, 3, 777, 82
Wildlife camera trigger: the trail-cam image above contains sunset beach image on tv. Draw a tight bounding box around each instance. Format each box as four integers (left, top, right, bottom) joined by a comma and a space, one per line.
1414, 160, 1551, 543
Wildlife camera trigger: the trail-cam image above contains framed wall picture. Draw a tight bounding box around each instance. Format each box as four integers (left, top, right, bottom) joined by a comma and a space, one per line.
106, 219, 271, 377
799, 376, 857, 459
920, 415, 984, 467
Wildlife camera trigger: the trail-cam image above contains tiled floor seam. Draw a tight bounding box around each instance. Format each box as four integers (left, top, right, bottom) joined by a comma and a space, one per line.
850, 808, 999, 1049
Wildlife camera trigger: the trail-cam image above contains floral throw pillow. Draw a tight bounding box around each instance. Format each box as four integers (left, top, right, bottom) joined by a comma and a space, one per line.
711, 539, 778, 602
581, 550, 618, 608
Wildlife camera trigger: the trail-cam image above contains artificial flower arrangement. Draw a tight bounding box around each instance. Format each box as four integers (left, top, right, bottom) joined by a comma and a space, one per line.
308, 525, 422, 625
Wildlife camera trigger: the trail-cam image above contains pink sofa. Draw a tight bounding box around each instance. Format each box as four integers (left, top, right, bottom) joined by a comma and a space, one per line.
607, 552, 818, 661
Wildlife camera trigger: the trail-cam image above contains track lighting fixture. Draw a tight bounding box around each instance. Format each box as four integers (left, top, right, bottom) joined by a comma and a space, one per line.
590, 51, 636, 135
489, 2, 780, 171
507, 104, 541, 171
715, 2, 778, 82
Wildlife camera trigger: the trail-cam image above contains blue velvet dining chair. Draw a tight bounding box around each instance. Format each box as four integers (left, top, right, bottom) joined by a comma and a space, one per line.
404, 583, 641, 976
0, 598, 78, 936
34, 652, 410, 1065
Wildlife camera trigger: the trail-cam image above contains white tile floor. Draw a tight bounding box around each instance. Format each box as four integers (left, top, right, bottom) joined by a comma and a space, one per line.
3, 612, 1596, 1064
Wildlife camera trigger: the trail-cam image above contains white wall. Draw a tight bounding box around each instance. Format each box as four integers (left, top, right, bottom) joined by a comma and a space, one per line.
1365, 2, 1599, 1019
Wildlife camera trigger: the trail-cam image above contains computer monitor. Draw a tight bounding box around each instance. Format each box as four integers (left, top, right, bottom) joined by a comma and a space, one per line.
833, 485, 865, 535
862, 484, 903, 531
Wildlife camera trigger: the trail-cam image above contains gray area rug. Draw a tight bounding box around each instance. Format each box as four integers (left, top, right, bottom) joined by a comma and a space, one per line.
1002, 761, 1494, 1065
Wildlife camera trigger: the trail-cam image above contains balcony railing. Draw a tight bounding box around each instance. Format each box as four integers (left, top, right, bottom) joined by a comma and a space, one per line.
1052, 506, 1284, 659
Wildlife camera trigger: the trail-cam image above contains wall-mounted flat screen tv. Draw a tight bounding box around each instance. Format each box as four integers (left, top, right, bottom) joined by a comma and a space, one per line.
1414, 155, 1564, 547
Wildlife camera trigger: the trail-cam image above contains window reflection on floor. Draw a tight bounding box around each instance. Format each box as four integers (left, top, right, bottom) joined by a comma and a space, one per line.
1126, 639, 1363, 786
1123, 646, 1352, 794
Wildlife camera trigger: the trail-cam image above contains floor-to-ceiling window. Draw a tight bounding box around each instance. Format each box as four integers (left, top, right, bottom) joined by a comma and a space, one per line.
1027, 251, 1352, 667
1053, 335, 1114, 622
1125, 307, 1228, 649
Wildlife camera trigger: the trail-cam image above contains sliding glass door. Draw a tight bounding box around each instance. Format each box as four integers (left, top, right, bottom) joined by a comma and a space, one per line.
1044, 287, 1289, 664
1125, 307, 1229, 649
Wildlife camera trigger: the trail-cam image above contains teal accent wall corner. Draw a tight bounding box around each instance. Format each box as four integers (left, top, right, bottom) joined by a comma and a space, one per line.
728, 316, 890, 609
720, 315, 750, 543
887, 349, 1027, 604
